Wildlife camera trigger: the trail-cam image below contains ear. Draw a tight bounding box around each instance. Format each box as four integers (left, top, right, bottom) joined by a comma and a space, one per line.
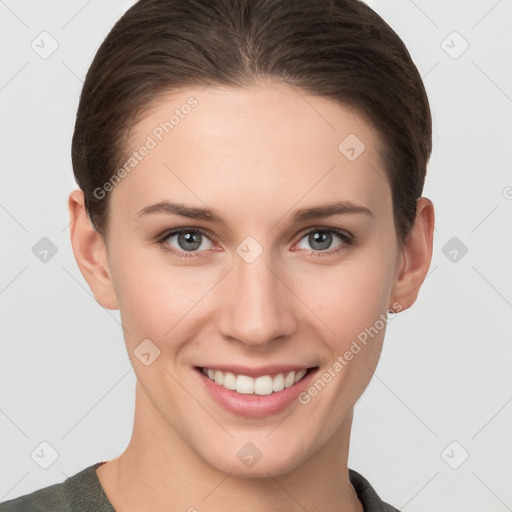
67, 189, 119, 310
389, 197, 435, 313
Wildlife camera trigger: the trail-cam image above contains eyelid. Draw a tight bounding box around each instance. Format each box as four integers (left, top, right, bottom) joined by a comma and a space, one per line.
296, 226, 353, 244
155, 227, 215, 254
291, 226, 353, 255
155, 225, 354, 258
155, 226, 213, 241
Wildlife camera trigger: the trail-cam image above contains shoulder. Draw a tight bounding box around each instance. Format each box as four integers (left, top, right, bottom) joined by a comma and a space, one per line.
0, 463, 111, 512
0, 479, 72, 512
349, 468, 402, 512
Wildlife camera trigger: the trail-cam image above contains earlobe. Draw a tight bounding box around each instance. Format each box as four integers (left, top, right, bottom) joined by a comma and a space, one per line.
389, 197, 435, 313
67, 189, 119, 310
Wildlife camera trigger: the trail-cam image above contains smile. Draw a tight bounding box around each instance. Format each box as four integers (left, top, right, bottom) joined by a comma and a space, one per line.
199, 367, 313, 396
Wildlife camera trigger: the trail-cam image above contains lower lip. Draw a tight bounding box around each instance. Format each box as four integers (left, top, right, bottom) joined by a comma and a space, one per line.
194, 367, 319, 418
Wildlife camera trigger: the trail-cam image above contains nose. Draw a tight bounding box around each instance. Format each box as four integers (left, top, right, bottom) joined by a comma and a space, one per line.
217, 249, 298, 349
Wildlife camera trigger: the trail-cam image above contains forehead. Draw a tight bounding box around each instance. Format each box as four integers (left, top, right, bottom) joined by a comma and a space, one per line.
110, 82, 390, 221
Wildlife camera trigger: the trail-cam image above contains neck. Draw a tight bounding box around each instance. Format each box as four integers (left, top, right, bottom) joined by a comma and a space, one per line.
96, 380, 363, 512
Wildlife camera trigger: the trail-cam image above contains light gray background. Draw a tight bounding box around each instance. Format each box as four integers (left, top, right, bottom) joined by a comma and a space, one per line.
1, 1, 511, 510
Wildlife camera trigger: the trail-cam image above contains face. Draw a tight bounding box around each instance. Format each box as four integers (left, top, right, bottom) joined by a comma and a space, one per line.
99, 81, 404, 477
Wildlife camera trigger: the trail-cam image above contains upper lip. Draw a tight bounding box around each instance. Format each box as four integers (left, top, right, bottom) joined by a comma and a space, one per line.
196, 364, 317, 378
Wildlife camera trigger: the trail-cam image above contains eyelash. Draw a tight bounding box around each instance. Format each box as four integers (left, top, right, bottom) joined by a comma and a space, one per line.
155, 227, 354, 259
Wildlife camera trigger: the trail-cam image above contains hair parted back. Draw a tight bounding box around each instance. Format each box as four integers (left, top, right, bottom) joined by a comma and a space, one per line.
71, 0, 432, 248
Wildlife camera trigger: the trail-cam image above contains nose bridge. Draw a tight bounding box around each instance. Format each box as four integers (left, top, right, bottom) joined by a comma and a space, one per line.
218, 239, 297, 347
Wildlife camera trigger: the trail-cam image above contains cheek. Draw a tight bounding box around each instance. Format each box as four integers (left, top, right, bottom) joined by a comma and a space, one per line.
328, 254, 395, 388
303, 256, 392, 344
298, 249, 394, 398
110, 229, 396, 352
110, 245, 211, 342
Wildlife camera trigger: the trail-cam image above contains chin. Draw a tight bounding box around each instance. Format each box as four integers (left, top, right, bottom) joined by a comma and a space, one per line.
200, 441, 307, 479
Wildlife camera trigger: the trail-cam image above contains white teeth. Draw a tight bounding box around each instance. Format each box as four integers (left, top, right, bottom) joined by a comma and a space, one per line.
235, 375, 254, 394
294, 368, 307, 383
222, 371, 236, 390
214, 370, 223, 386
254, 375, 273, 395
284, 371, 295, 388
272, 373, 285, 392
200, 367, 310, 395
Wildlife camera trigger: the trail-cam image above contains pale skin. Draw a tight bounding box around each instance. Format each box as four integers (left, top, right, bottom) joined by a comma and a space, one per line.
68, 80, 434, 512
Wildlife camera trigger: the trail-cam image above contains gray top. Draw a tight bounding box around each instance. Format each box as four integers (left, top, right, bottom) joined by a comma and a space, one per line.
0, 462, 401, 511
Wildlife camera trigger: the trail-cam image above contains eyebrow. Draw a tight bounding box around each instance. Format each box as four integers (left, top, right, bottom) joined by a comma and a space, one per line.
134, 199, 373, 223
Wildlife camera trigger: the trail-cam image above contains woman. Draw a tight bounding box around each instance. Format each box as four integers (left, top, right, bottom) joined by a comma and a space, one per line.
1, 0, 434, 510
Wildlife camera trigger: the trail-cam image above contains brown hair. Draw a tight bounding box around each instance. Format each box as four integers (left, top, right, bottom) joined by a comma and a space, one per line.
71, 0, 432, 249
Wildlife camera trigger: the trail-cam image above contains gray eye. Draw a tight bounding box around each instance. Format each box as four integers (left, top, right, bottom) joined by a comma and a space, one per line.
296, 230, 345, 252
165, 230, 213, 252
